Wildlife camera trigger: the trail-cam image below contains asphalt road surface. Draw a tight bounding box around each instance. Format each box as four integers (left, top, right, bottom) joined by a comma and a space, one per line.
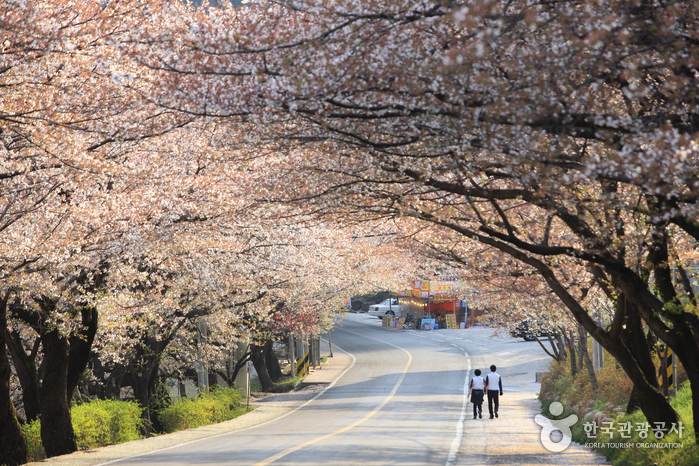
35, 313, 609, 466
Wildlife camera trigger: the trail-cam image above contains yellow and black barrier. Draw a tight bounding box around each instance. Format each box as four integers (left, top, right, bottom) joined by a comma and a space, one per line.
667, 347, 675, 397
296, 351, 310, 376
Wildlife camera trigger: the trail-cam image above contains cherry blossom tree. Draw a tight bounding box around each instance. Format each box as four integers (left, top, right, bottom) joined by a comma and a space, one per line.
3, 1, 697, 460
0, 0, 211, 456
122, 0, 699, 433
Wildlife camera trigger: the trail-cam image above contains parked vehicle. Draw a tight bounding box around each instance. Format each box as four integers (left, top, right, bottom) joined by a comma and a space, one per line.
368, 298, 401, 318
509, 321, 544, 341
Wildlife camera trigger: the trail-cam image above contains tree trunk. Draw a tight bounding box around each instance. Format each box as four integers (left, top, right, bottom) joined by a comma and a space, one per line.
5, 330, 41, 422
67, 306, 98, 401
124, 325, 188, 435
128, 352, 161, 435
453, 230, 680, 431
39, 330, 77, 457
595, 324, 678, 428
622, 310, 662, 396
104, 364, 127, 399
529, 259, 679, 429
576, 325, 585, 374
217, 348, 251, 388
684, 368, 699, 441
130, 365, 152, 434
556, 328, 567, 361
149, 374, 170, 434
626, 386, 640, 414
665, 327, 699, 437
565, 329, 577, 376
578, 326, 598, 390
610, 255, 688, 434
0, 293, 29, 465
250, 343, 274, 392
265, 340, 282, 382
534, 331, 566, 362
90, 356, 126, 399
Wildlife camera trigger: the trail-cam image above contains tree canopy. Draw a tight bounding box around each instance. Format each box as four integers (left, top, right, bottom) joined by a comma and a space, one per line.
120, 0, 699, 436
2, 0, 699, 462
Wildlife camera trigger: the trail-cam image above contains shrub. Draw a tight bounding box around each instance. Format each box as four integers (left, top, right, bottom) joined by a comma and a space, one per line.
540, 350, 632, 422
157, 387, 245, 433
71, 399, 144, 448
21, 399, 143, 460
22, 419, 45, 462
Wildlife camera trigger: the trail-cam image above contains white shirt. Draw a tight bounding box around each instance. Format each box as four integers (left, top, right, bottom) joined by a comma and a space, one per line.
486, 372, 501, 390
471, 376, 485, 390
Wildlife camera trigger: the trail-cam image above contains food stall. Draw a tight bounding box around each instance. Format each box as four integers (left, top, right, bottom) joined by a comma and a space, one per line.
398, 280, 468, 329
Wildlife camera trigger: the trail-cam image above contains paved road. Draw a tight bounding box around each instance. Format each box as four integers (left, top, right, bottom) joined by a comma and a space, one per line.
35, 313, 609, 465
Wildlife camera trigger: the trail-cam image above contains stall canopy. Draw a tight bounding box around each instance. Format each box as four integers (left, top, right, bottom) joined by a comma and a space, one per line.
399, 280, 469, 328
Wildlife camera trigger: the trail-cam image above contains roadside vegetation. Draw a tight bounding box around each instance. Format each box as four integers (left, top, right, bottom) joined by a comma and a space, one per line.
22, 399, 145, 462
540, 348, 699, 465
157, 387, 246, 434
21, 366, 316, 462
22, 387, 246, 462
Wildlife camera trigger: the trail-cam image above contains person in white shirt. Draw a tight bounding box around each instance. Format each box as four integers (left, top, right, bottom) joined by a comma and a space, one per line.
467, 369, 485, 419
485, 365, 503, 419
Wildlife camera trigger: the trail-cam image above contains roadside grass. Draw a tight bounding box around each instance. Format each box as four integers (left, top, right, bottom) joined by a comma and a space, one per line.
539, 351, 698, 465
249, 370, 313, 394
585, 383, 697, 466
267, 373, 306, 393
539, 351, 633, 421
251, 357, 328, 394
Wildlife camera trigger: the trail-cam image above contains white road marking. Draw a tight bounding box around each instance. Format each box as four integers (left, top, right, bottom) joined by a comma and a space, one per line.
446, 349, 471, 466
96, 342, 356, 466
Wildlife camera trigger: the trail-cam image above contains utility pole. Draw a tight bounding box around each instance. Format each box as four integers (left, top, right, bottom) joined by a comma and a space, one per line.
328, 330, 333, 357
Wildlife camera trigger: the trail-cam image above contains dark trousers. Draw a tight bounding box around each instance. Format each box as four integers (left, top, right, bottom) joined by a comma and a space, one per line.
473, 402, 482, 418
470, 389, 484, 418
487, 390, 500, 417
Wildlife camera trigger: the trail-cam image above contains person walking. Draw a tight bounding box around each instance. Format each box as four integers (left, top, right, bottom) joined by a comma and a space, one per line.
467, 369, 485, 419
485, 365, 503, 419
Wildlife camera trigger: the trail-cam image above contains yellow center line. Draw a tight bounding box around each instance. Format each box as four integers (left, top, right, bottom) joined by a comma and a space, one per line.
254, 332, 413, 466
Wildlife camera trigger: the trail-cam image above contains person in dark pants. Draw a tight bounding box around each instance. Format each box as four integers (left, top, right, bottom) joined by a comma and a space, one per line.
467, 369, 485, 419
485, 364, 503, 419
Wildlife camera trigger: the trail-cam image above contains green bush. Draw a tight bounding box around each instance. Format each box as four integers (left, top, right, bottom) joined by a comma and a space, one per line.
72, 399, 144, 448
22, 419, 45, 462
157, 387, 245, 433
20, 399, 143, 461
